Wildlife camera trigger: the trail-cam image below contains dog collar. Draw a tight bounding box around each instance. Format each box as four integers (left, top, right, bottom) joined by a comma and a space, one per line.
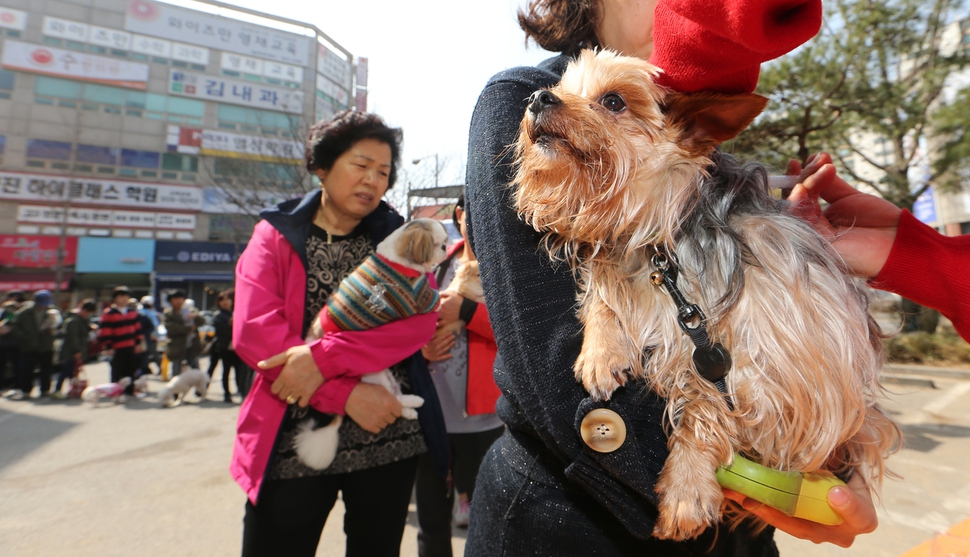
649, 246, 732, 390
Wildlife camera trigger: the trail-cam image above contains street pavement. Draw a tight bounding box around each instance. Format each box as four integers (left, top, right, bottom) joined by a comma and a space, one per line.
1, 359, 968, 557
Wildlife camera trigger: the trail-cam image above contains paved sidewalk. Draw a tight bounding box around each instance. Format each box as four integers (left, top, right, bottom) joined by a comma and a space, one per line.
1, 360, 967, 556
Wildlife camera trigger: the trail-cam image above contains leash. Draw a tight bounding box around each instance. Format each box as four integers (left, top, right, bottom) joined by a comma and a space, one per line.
649, 246, 732, 395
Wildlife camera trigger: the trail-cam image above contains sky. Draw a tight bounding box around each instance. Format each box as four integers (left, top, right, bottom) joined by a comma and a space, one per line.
168, 0, 555, 197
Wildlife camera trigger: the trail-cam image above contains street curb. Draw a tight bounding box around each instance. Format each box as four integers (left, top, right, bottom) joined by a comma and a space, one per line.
885, 363, 970, 380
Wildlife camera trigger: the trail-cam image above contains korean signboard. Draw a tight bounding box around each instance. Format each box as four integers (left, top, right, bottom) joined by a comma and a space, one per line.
221, 52, 303, 83
42, 16, 89, 42
0, 235, 78, 268
169, 69, 304, 114
316, 43, 352, 88
0, 171, 204, 211
315, 73, 349, 107
89, 25, 133, 50
17, 205, 197, 230
0, 7, 28, 31
203, 129, 302, 162
1, 40, 149, 90
42, 16, 211, 65
125, 0, 310, 66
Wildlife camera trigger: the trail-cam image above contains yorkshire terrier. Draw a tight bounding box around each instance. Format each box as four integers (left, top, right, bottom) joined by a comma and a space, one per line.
295, 218, 450, 470
514, 49, 900, 540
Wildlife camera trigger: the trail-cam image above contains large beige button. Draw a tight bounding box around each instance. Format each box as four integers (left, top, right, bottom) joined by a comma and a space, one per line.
580, 408, 627, 453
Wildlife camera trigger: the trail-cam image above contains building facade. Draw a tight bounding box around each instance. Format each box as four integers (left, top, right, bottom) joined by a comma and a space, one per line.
0, 0, 362, 306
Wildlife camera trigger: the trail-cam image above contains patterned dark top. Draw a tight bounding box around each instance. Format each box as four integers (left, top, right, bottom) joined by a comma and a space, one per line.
266, 223, 427, 480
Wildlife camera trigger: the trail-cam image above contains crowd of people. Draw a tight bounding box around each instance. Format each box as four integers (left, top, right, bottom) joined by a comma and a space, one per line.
0, 286, 251, 403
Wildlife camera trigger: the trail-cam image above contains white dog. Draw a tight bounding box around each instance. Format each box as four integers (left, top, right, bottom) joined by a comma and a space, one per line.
81, 376, 149, 405
294, 218, 450, 470
158, 367, 209, 408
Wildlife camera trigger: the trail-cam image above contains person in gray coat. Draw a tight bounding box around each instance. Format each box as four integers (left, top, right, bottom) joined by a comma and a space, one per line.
11, 290, 61, 399
163, 290, 204, 376
52, 299, 97, 399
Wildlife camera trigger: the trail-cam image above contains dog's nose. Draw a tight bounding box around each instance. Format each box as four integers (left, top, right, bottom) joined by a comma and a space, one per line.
528, 90, 561, 116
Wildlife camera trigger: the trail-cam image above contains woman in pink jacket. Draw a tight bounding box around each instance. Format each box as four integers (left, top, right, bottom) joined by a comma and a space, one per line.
231, 110, 443, 557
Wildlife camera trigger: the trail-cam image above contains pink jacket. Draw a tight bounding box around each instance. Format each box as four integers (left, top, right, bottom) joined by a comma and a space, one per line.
230, 219, 437, 503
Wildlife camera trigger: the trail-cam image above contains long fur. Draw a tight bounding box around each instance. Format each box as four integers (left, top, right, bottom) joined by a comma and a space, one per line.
158, 368, 209, 408
438, 258, 484, 337
295, 219, 448, 470
514, 49, 901, 540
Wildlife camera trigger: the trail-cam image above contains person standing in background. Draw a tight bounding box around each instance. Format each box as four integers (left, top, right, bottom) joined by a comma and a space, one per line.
52, 299, 97, 399
207, 288, 243, 403
97, 286, 144, 397
10, 289, 60, 399
163, 290, 204, 377
415, 196, 503, 557
0, 290, 25, 395
138, 296, 161, 375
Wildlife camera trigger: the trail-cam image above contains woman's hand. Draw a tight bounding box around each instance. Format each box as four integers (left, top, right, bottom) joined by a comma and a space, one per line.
436, 291, 464, 326
259, 345, 323, 408
787, 152, 901, 279
345, 381, 403, 433
722, 473, 877, 547
422, 328, 457, 362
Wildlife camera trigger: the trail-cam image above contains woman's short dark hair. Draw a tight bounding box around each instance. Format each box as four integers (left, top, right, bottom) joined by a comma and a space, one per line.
305, 110, 403, 189
452, 194, 465, 227
217, 288, 234, 303
518, 0, 600, 54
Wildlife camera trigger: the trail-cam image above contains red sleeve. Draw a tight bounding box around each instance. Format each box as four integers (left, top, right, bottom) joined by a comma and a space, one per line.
870, 210, 970, 341
648, 0, 822, 93
465, 302, 494, 342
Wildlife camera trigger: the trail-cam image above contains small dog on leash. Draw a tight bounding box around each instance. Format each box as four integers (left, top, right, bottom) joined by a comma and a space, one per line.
81, 376, 148, 405
158, 367, 209, 408
514, 49, 901, 540
294, 218, 450, 470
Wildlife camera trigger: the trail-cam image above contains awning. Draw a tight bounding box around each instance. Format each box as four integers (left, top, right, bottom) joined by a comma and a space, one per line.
154, 272, 235, 282
74, 273, 152, 289
0, 272, 72, 291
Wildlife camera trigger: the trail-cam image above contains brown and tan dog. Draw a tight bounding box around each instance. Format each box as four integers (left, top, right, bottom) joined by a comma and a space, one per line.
514, 49, 900, 540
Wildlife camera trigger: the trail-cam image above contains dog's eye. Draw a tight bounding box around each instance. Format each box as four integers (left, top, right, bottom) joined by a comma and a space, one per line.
600, 93, 626, 113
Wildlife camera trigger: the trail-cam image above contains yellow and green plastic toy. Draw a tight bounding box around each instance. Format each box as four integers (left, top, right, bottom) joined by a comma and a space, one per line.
716, 454, 846, 526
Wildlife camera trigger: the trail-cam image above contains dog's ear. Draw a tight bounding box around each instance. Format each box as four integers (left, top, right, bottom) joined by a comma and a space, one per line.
396, 221, 435, 267
664, 92, 768, 155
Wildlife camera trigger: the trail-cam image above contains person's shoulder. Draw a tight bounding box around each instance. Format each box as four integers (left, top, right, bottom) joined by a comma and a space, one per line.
484, 54, 570, 90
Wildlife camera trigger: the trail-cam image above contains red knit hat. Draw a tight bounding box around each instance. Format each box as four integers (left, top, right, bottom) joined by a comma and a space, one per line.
647, 0, 822, 94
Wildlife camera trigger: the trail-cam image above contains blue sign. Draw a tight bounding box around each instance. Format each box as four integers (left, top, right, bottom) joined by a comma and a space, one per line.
76, 237, 155, 273
155, 241, 237, 264
912, 186, 937, 225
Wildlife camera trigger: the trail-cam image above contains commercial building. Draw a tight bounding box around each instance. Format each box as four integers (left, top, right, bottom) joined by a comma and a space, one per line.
0, 0, 364, 307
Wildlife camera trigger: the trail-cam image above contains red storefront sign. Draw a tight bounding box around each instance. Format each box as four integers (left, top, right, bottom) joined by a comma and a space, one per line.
0, 273, 71, 291
0, 235, 78, 268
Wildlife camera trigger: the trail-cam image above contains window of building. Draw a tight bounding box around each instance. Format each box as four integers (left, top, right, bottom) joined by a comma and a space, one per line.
167, 96, 204, 117
162, 153, 199, 172
34, 78, 204, 123
0, 135, 5, 164
216, 105, 298, 134
5, 30, 21, 38
130, 53, 148, 61
66, 41, 85, 51
0, 69, 14, 91
89, 45, 107, 54
26, 139, 72, 160
42, 37, 62, 46
84, 84, 126, 106
77, 144, 119, 165
120, 149, 160, 169
35, 76, 82, 99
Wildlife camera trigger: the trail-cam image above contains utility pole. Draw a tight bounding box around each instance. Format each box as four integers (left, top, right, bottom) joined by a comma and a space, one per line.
53, 98, 84, 304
